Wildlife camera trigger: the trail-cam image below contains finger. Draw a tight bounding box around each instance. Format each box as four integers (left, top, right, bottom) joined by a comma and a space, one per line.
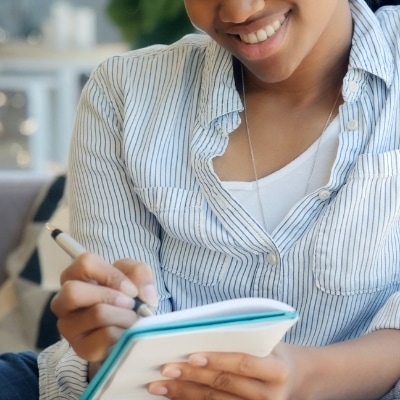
51, 280, 135, 316
148, 379, 243, 400
188, 352, 288, 383
68, 325, 126, 362
60, 253, 138, 297
57, 303, 138, 339
159, 361, 274, 400
114, 259, 159, 307
54, 303, 138, 363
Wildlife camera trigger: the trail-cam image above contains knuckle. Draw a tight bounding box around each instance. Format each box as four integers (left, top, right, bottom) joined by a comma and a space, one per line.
113, 258, 133, 269
168, 387, 186, 400
100, 288, 120, 306
78, 252, 97, 267
105, 269, 126, 290
275, 364, 290, 383
59, 280, 81, 308
237, 354, 254, 375
73, 253, 96, 276
62, 279, 77, 293
107, 327, 122, 343
212, 371, 232, 389
90, 303, 109, 323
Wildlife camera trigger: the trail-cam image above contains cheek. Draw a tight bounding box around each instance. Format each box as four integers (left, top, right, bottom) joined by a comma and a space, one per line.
183, 1, 212, 33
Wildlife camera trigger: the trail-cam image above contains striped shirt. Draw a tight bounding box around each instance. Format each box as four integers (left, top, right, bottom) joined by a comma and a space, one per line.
39, 0, 400, 398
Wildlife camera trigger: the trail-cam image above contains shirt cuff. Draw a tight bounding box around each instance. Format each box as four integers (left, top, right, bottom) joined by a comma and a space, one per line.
366, 292, 400, 399
380, 379, 400, 400
39, 339, 88, 400
366, 292, 400, 333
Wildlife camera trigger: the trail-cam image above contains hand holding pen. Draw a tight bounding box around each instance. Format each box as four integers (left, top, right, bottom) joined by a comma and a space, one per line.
47, 223, 158, 363
46, 224, 154, 317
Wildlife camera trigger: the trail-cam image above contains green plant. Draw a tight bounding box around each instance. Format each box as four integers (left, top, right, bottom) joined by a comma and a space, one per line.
106, 0, 194, 48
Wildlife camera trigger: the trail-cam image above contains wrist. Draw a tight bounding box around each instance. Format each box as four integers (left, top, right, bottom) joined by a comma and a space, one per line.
284, 344, 323, 400
290, 330, 400, 400
88, 361, 102, 382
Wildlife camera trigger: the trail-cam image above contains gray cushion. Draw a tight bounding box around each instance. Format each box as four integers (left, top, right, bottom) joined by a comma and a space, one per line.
0, 174, 69, 352
0, 173, 51, 284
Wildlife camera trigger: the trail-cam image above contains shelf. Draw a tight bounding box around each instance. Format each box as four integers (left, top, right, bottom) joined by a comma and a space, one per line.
0, 42, 129, 171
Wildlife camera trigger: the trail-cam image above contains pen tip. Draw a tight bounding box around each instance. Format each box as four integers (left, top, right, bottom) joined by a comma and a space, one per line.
45, 223, 54, 232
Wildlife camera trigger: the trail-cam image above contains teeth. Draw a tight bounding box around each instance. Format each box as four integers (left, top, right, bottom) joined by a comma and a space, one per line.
240, 15, 287, 44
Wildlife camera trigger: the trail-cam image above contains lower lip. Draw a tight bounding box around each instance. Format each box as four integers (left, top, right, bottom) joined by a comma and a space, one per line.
232, 14, 290, 60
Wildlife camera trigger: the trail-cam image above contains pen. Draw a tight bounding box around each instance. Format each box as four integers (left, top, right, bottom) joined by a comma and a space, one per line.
46, 223, 155, 317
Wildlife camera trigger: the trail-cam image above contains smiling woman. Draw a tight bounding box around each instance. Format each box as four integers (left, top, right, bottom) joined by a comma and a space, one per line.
3, 0, 400, 400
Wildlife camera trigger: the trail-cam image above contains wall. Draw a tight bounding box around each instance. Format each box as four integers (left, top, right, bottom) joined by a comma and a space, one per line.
0, 0, 125, 171
0, 0, 121, 44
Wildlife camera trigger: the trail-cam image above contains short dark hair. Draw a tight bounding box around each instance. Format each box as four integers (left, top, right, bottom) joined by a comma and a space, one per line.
365, 0, 400, 12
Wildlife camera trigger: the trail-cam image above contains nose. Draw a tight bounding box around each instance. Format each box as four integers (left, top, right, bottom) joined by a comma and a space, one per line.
219, 0, 265, 23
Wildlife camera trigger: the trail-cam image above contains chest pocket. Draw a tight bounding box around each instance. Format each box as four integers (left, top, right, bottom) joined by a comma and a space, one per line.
313, 151, 400, 295
133, 187, 229, 286
134, 187, 206, 245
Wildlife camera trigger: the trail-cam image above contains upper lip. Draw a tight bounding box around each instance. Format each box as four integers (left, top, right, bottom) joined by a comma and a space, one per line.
225, 10, 291, 36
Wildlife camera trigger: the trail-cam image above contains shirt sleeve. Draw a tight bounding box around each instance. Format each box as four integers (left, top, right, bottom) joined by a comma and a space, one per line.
67, 61, 163, 267
38, 340, 88, 399
38, 59, 171, 397
367, 292, 400, 399
380, 381, 400, 400
366, 292, 400, 332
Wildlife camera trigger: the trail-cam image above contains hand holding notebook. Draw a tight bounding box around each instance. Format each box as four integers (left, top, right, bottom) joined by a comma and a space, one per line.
82, 297, 298, 400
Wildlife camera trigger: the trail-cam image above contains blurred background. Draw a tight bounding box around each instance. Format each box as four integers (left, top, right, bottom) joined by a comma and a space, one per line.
0, 0, 191, 173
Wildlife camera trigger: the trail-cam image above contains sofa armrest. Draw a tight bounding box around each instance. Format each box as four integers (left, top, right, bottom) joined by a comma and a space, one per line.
0, 172, 52, 284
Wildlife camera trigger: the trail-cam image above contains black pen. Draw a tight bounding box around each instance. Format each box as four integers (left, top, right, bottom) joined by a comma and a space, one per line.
46, 223, 155, 317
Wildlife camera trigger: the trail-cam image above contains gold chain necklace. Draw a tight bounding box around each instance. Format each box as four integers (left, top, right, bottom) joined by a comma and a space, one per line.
241, 65, 341, 229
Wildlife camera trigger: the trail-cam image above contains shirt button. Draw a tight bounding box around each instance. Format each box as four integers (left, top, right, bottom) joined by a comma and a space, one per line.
349, 81, 359, 92
347, 120, 358, 130
319, 189, 331, 201
266, 253, 278, 265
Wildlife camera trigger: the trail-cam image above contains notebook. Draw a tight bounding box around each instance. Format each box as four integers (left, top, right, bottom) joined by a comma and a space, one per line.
81, 297, 298, 400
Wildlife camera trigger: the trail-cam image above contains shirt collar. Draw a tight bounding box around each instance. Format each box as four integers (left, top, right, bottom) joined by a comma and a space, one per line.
348, 0, 393, 87
198, 38, 243, 128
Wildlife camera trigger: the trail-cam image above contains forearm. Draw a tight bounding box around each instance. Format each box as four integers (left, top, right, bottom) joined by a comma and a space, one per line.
301, 329, 400, 400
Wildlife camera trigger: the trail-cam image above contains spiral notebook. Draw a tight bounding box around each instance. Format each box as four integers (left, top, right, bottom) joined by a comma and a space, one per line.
81, 297, 298, 400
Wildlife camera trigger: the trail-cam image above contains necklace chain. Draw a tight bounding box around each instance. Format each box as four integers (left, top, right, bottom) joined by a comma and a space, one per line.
304, 86, 342, 195
241, 65, 341, 229
241, 66, 267, 229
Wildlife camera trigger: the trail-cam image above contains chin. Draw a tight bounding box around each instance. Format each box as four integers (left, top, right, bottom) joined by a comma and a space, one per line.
245, 60, 298, 85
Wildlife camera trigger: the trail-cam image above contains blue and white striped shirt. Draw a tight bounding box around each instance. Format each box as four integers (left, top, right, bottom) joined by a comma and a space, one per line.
39, 0, 400, 398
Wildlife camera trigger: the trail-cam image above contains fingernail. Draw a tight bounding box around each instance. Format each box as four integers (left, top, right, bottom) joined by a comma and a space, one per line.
189, 354, 208, 367
115, 295, 135, 309
120, 280, 138, 297
148, 384, 168, 396
142, 284, 158, 307
162, 366, 181, 378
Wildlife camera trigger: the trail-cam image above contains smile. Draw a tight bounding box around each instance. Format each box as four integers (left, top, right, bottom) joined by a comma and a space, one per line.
239, 15, 287, 44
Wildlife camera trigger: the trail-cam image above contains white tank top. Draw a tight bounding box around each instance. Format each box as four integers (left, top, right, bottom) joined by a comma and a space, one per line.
221, 116, 340, 233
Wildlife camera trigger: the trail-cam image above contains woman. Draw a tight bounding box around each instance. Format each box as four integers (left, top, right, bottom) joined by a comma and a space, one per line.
35, 0, 400, 399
